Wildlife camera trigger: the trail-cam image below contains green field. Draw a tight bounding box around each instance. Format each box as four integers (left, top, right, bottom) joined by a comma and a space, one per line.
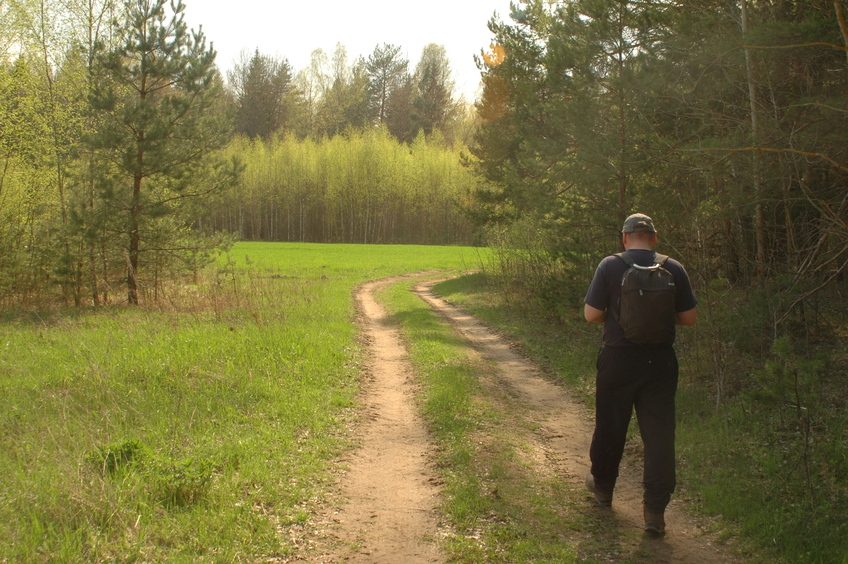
0, 242, 484, 563
5, 242, 842, 564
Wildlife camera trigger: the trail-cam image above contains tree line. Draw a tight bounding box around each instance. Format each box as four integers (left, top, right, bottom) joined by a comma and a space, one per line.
208, 130, 476, 245
0, 0, 474, 306
228, 43, 473, 145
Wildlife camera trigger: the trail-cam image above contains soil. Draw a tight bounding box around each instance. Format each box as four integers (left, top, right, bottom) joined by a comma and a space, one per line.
295, 274, 745, 563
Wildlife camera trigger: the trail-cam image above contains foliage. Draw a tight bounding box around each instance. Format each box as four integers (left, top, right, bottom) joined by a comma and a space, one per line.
366, 43, 409, 126
411, 44, 459, 139
470, 0, 848, 299
469, 0, 848, 413
0, 0, 479, 308
0, 0, 238, 307
228, 49, 302, 139
207, 128, 477, 244
464, 4, 848, 559
676, 332, 847, 563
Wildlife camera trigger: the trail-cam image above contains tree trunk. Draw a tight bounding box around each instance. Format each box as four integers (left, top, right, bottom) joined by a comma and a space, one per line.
128, 170, 142, 305
741, 0, 766, 285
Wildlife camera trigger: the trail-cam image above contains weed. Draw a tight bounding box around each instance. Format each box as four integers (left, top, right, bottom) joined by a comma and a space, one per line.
152, 456, 214, 508
89, 439, 148, 476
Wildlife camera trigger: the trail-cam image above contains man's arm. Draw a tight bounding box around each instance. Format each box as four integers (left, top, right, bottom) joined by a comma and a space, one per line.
584, 303, 606, 324
675, 307, 697, 326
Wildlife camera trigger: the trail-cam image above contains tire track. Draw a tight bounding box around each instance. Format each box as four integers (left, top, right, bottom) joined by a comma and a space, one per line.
306, 275, 444, 563
303, 274, 741, 563
413, 277, 742, 564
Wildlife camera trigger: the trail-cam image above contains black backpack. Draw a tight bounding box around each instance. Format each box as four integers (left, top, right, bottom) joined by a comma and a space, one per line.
614, 252, 677, 345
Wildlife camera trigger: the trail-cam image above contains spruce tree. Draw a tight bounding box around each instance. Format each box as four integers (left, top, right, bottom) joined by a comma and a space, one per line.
229, 50, 300, 139
411, 44, 457, 139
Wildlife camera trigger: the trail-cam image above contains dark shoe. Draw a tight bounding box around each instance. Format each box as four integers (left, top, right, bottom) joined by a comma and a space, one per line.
585, 474, 612, 507
643, 507, 666, 535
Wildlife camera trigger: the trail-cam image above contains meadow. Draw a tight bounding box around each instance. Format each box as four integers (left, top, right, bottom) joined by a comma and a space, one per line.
0, 242, 483, 563
4, 241, 844, 563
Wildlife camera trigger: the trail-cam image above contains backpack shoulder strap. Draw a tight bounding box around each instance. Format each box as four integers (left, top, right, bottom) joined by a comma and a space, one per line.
612, 253, 633, 322
617, 252, 669, 267
616, 252, 635, 267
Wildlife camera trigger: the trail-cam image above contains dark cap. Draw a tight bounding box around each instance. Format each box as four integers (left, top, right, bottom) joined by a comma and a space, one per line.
622, 213, 656, 233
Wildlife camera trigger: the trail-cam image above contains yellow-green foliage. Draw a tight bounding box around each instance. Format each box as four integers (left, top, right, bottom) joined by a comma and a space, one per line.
0, 60, 61, 288
212, 128, 478, 244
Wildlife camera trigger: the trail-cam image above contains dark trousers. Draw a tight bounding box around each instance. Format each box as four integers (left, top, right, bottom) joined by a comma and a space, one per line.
590, 345, 678, 513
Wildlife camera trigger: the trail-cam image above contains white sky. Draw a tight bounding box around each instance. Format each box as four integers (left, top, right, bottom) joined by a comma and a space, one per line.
182, 0, 516, 101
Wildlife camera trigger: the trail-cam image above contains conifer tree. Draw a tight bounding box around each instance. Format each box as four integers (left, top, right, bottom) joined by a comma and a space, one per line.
385, 74, 414, 143
366, 43, 408, 125
90, 0, 235, 304
229, 49, 300, 139
472, 0, 675, 248
411, 43, 457, 139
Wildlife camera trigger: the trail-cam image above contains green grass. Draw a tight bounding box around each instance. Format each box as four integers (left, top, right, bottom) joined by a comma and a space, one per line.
0, 242, 484, 563
676, 387, 848, 564
5, 243, 844, 563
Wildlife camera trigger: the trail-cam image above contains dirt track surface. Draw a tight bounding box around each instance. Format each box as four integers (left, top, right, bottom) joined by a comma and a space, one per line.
301, 274, 742, 563
302, 275, 444, 563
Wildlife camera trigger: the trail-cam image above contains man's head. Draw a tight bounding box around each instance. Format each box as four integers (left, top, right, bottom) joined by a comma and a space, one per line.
621, 213, 657, 249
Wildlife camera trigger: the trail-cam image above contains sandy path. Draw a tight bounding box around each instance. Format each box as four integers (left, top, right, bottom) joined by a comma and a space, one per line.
302, 274, 741, 563
305, 276, 444, 563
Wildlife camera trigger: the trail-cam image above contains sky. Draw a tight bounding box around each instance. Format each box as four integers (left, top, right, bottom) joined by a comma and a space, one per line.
182, 0, 517, 101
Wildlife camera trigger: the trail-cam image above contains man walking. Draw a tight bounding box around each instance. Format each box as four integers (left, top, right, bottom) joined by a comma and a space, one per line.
583, 213, 697, 535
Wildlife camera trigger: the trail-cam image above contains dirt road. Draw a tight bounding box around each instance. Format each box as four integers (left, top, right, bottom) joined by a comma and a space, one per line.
302, 274, 742, 563
303, 275, 444, 563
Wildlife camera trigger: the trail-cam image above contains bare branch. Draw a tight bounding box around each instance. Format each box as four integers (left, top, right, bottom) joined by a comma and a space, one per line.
678, 146, 848, 174
740, 41, 848, 52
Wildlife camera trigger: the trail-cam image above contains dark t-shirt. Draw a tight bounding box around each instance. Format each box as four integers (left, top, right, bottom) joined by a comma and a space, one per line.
584, 249, 698, 347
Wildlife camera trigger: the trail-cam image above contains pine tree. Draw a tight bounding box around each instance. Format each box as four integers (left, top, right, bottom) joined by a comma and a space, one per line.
90, 0, 235, 304
366, 43, 408, 125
